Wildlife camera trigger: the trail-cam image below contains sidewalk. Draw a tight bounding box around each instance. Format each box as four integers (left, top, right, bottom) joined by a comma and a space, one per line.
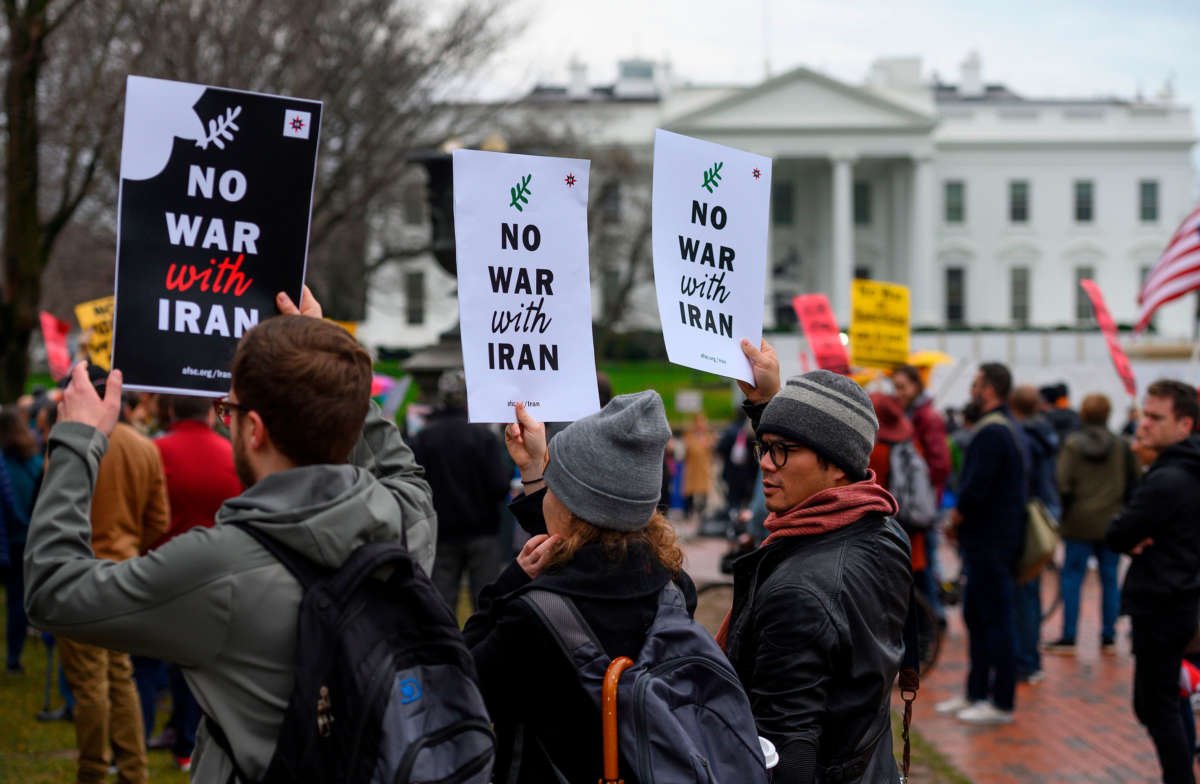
912, 553, 1167, 784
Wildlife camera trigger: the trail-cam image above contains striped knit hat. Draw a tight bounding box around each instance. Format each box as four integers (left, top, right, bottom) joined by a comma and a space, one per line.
756, 369, 878, 480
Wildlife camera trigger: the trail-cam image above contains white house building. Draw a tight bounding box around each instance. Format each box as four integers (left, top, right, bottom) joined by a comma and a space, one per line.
359, 52, 1198, 352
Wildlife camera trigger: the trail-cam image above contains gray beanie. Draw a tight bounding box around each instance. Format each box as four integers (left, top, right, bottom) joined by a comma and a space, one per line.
757, 370, 878, 480
543, 390, 670, 531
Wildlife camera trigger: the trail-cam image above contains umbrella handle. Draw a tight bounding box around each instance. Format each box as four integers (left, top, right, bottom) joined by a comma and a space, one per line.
600, 657, 634, 784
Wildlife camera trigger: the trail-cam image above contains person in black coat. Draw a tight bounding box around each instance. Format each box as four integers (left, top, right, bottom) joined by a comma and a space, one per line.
722, 340, 911, 784
463, 391, 698, 784
1106, 379, 1200, 784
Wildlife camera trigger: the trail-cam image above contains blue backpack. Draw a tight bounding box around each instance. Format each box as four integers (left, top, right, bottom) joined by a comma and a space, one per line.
521, 583, 769, 784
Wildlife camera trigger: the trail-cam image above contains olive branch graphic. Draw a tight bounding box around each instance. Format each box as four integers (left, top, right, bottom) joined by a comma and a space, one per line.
509, 174, 532, 211
196, 106, 243, 150
701, 161, 723, 193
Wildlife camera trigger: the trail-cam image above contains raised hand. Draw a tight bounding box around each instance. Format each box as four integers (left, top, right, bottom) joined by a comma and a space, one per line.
276, 285, 323, 318
737, 338, 781, 404
505, 402, 548, 480
58, 361, 123, 436
517, 534, 561, 578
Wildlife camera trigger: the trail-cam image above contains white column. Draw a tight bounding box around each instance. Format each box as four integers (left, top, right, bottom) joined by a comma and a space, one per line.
830, 153, 855, 326
890, 162, 909, 284
910, 155, 937, 325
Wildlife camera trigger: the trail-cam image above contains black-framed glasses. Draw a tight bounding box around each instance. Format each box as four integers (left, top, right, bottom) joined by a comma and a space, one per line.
212, 398, 252, 427
753, 439, 805, 469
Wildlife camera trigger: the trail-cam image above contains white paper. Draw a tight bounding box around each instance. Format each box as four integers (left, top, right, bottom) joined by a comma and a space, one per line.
453, 149, 600, 423
651, 129, 771, 384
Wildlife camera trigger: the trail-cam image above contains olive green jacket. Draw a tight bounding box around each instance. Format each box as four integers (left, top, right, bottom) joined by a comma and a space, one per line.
24, 403, 435, 783
1056, 425, 1137, 542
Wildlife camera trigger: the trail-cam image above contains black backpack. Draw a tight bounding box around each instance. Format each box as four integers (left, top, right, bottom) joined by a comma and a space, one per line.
521, 582, 769, 784
210, 522, 495, 784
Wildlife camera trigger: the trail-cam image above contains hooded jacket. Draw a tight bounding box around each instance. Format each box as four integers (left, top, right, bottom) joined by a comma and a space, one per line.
1106, 433, 1200, 616
24, 403, 435, 783
1019, 413, 1061, 520
1057, 425, 1137, 542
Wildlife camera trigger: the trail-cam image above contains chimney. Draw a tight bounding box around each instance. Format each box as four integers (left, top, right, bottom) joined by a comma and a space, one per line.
959, 50, 983, 98
567, 58, 589, 101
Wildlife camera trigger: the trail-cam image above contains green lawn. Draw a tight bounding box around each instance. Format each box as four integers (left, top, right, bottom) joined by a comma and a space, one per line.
598, 361, 738, 428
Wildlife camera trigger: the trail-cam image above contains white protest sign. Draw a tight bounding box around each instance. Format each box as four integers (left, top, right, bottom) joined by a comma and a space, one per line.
453, 149, 600, 423
652, 130, 771, 384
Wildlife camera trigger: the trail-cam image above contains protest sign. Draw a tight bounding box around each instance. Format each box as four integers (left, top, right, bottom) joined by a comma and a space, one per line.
111, 75, 321, 395
74, 296, 114, 370
452, 149, 599, 423
1080, 279, 1136, 399
39, 312, 73, 379
652, 129, 770, 384
792, 294, 849, 375
849, 279, 910, 369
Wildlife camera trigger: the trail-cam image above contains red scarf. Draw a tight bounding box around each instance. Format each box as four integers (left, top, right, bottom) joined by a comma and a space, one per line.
714, 471, 897, 649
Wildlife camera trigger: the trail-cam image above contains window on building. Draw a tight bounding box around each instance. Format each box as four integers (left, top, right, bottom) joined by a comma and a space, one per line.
853, 181, 871, 225
772, 182, 793, 226
405, 270, 425, 326
946, 267, 965, 327
1075, 266, 1095, 324
402, 186, 425, 225
1009, 180, 1030, 223
854, 265, 872, 281
1140, 180, 1159, 222
1010, 266, 1030, 327
944, 181, 965, 224
1074, 180, 1094, 223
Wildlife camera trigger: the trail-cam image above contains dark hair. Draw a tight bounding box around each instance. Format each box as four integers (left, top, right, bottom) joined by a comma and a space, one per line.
1146, 379, 1199, 428
165, 395, 212, 423
1080, 394, 1111, 427
892, 364, 924, 393
1010, 385, 1039, 417
962, 401, 983, 425
978, 362, 1012, 401
0, 407, 37, 460
232, 316, 373, 465
597, 372, 613, 408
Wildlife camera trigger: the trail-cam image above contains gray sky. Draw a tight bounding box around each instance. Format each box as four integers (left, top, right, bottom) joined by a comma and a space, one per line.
481, 0, 1199, 121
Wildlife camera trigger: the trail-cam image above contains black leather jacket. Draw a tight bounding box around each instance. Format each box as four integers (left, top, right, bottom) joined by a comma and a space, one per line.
724, 513, 912, 784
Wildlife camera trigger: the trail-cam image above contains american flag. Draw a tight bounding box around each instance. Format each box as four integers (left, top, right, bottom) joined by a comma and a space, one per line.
1136, 204, 1200, 332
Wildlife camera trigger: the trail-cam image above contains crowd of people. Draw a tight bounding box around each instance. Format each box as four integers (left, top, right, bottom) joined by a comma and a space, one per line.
1, 287, 1199, 783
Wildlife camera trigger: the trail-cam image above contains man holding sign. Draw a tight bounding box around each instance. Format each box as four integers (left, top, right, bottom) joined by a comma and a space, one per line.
652, 130, 771, 383
453, 149, 600, 423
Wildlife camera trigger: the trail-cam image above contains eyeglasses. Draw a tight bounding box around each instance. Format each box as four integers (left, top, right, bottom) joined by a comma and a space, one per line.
753, 439, 806, 469
212, 398, 252, 428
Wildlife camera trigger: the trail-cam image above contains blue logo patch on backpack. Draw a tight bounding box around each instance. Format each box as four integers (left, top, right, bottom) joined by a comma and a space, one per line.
522, 583, 769, 784
218, 522, 494, 784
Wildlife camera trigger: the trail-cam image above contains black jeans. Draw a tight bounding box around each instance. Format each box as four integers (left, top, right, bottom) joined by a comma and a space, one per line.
962, 556, 1017, 711
1132, 607, 1199, 784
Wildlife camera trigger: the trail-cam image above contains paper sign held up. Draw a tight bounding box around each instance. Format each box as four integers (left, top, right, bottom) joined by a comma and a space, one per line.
111, 75, 322, 396
452, 149, 600, 423
849, 279, 910, 370
74, 296, 114, 370
792, 294, 849, 375
651, 129, 771, 384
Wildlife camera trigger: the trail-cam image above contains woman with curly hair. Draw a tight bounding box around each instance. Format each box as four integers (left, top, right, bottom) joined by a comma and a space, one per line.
463, 391, 700, 784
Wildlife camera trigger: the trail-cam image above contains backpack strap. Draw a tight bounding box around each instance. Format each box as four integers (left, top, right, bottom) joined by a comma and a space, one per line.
898, 582, 920, 784
519, 589, 607, 663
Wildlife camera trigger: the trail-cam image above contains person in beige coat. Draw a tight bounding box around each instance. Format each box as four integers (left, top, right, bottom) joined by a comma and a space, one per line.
681, 413, 715, 520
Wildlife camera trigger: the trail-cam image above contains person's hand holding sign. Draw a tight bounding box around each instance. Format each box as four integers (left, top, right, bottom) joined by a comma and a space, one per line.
738, 338, 781, 404
275, 285, 323, 319
58, 361, 122, 437
506, 402, 548, 492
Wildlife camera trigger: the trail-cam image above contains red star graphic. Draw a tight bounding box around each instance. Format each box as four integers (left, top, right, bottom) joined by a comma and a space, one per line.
290, 117, 305, 131
752, 168, 761, 180
564, 173, 577, 187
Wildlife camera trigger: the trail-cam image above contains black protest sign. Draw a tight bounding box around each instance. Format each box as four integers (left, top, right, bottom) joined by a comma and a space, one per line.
111, 75, 321, 395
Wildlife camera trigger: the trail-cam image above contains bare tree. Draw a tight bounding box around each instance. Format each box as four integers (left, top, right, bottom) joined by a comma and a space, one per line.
0, 0, 510, 400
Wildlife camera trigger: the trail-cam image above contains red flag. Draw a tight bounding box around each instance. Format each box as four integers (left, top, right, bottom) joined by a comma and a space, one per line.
39, 311, 73, 380
1080, 280, 1136, 399
792, 294, 849, 375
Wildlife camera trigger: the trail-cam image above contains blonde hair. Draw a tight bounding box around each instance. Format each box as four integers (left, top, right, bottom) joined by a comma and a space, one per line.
543, 511, 683, 577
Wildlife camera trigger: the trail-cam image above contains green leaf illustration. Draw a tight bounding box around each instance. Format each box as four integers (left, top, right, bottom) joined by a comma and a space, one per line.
509, 173, 533, 211
701, 161, 724, 194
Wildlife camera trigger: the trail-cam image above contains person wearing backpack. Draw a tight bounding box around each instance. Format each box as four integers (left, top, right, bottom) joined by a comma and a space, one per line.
719, 340, 912, 783
465, 391, 767, 784
24, 288, 439, 784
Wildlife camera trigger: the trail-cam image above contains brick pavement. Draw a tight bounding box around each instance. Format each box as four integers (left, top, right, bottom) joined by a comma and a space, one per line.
911, 553, 1170, 783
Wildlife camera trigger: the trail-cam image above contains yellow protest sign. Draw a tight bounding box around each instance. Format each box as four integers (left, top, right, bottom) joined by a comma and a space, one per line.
849, 280, 910, 370
74, 296, 115, 370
